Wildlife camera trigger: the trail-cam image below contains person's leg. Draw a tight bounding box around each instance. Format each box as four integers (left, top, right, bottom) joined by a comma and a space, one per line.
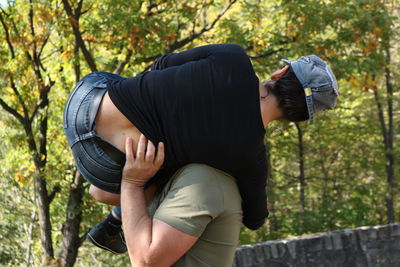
63, 72, 124, 194
89, 185, 121, 206
89, 183, 157, 206
87, 206, 127, 254
64, 72, 160, 253
112, 205, 121, 220
63, 72, 127, 253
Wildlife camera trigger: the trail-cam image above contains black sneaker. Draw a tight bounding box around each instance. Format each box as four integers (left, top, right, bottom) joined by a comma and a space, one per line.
87, 220, 127, 254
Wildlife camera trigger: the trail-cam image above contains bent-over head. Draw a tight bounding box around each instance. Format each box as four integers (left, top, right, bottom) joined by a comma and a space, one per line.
264, 55, 339, 123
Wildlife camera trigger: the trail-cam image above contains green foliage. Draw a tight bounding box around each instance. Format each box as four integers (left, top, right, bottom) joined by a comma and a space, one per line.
0, 0, 398, 265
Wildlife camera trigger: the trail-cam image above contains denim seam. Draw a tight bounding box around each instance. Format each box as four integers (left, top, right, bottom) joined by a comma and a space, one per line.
77, 142, 121, 174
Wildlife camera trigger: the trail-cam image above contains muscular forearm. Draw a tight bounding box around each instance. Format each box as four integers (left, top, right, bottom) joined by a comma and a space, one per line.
120, 136, 195, 266
121, 182, 155, 266
121, 182, 195, 267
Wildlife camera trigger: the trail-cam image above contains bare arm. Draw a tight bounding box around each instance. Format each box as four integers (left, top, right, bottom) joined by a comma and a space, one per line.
121, 135, 197, 267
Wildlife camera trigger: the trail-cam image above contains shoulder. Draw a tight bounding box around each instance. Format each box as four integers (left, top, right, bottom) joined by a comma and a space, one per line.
152, 164, 234, 236
171, 164, 241, 209
163, 164, 242, 210
169, 164, 226, 200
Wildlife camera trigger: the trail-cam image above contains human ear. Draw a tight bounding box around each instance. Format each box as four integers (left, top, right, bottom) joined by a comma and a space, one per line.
270, 65, 289, 81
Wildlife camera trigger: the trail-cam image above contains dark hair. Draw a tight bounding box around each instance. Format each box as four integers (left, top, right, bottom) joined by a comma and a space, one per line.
265, 67, 309, 122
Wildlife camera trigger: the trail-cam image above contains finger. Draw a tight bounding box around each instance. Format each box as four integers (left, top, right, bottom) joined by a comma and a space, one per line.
154, 142, 165, 167
146, 140, 156, 162
125, 137, 134, 162
136, 134, 147, 160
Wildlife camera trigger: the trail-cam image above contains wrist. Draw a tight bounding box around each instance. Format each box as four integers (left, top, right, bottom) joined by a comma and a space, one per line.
121, 180, 145, 190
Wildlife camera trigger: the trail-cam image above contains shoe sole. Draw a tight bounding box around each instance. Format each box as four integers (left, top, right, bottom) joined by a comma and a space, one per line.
87, 232, 127, 254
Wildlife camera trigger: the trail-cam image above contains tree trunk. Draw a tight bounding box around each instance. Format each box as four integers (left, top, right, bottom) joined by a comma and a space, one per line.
59, 171, 85, 267
25, 210, 36, 266
373, 39, 396, 223
34, 173, 54, 265
295, 123, 306, 232
384, 45, 395, 223
373, 81, 395, 224
265, 140, 280, 239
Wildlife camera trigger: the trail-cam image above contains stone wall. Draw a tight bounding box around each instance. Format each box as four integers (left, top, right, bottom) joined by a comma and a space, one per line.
233, 224, 400, 267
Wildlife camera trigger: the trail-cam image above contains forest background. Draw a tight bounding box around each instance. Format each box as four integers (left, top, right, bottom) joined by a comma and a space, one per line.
0, 0, 398, 266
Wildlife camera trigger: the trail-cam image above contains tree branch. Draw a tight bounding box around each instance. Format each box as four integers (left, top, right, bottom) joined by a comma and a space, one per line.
146, 0, 168, 17
167, 0, 237, 52
384, 46, 393, 152
39, 112, 48, 165
80, 3, 93, 16
0, 6, 9, 16
113, 49, 133, 75
30, 101, 43, 122
75, 0, 84, 16
30, 77, 53, 122
0, 9, 15, 58
38, 32, 51, 59
138, 0, 237, 73
0, 97, 25, 123
62, 0, 97, 72
373, 88, 388, 150
73, 42, 81, 82
26, 1, 52, 168
28, 0, 45, 91
29, 0, 36, 48
7, 74, 30, 120
190, 1, 205, 35
202, 0, 236, 31
48, 185, 61, 204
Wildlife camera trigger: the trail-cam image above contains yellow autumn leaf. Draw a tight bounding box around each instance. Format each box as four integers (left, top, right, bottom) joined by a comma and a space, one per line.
349, 77, 361, 88
28, 163, 36, 173
5, 87, 13, 94
326, 48, 336, 57
14, 172, 26, 187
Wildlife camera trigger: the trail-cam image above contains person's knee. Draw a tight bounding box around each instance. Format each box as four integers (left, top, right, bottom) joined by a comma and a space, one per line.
88, 184, 105, 201
89, 185, 120, 206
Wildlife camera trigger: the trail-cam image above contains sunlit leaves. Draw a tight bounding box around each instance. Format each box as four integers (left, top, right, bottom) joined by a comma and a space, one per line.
0, 0, 398, 265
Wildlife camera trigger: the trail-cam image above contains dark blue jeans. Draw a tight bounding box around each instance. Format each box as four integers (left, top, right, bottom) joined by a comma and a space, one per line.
63, 72, 125, 194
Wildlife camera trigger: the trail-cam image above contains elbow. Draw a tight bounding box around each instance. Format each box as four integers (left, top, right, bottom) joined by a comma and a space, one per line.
130, 255, 160, 267
127, 245, 160, 267
142, 255, 158, 267
243, 213, 268, 230
139, 251, 158, 267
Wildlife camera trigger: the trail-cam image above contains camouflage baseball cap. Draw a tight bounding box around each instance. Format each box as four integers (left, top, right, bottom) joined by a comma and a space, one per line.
282, 55, 339, 124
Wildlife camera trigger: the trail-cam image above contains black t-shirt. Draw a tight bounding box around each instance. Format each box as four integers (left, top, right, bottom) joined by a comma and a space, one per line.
108, 44, 268, 230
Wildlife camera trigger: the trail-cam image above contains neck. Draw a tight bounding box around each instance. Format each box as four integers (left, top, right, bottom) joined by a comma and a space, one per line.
259, 82, 282, 127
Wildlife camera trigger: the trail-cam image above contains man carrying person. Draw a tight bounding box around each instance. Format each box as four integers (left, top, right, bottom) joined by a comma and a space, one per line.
63, 44, 338, 266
